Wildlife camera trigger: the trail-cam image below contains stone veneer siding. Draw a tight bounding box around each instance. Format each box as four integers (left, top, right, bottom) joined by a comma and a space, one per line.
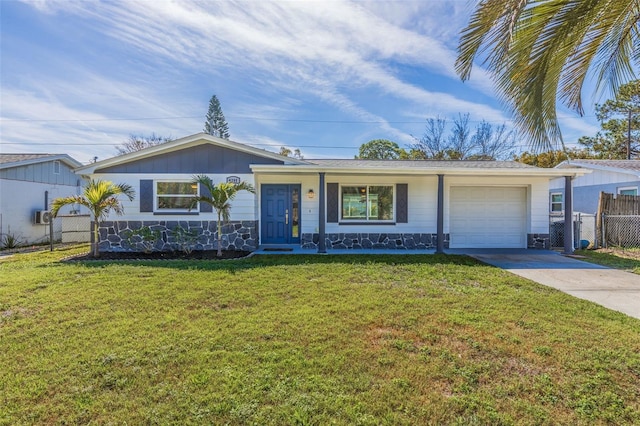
96, 220, 258, 252
301, 232, 449, 250
528, 233, 550, 249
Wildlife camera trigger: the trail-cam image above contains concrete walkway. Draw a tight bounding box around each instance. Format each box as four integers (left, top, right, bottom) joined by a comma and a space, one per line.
464, 250, 640, 320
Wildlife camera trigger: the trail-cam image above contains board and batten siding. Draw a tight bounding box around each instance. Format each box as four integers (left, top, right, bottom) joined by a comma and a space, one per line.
96, 144, 284, 174
0, 160, 79, 186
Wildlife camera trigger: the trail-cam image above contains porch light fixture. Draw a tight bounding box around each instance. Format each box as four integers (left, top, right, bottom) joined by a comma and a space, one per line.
307, 189, 315, 199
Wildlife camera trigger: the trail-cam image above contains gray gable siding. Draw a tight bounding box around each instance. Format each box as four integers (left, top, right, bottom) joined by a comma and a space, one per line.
0, 160, 79, 186
97, 144, 284, 174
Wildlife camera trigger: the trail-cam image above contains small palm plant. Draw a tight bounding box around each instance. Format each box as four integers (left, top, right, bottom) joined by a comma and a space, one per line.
51, 179, 135, 257
190, 175, 255, 257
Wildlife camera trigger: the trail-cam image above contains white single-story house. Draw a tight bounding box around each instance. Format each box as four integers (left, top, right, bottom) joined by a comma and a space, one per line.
74, 133, 586, 253
0, 153, 84, 245
550, 160, 640, 214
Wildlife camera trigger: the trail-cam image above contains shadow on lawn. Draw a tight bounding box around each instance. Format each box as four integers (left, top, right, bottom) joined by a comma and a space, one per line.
69, 253, 484, 272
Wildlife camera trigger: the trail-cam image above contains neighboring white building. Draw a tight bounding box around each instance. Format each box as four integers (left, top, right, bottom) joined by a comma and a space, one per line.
551, 160, 640, 214
0, 153, 84, 245
74, 133, 586, 253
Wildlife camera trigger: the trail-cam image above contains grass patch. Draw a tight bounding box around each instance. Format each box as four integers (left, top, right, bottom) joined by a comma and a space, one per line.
574, 249, 640, 274
2, 245, 640, 424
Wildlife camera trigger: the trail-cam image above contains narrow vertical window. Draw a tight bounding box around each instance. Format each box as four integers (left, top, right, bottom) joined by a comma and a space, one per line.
53, 160, 61, 174
550, 193, 563, 213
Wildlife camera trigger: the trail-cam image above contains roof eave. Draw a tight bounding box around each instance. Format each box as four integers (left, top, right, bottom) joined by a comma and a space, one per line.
251, 164, 590, 177
557, 160, 640, 178
75, 133, 307, 174
0, 154, 82, 170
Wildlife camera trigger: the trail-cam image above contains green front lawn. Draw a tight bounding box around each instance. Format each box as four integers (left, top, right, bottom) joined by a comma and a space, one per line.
574, 249, 640, 274
1, 246, 639, 425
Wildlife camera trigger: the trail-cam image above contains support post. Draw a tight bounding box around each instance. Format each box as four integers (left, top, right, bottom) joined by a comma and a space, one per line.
436, 174, 444, 254
317, 172, 326, 253
563, 176, 573, 254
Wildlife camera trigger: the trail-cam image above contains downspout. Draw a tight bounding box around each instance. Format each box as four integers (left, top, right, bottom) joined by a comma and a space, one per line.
436, 174, 444, 254
563, 175, 573, 254
317, 172, 326, 253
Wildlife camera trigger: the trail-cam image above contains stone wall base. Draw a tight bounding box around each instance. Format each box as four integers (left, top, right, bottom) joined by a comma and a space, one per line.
301, 232, 449, 250
96, 220, 258, 252
528, 233, 550, 249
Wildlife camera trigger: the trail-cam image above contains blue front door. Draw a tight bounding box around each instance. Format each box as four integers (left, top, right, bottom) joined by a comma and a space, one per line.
261, 184, 301, 244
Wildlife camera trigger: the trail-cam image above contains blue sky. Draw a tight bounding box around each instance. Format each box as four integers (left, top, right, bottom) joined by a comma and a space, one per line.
1, 0, 602, 164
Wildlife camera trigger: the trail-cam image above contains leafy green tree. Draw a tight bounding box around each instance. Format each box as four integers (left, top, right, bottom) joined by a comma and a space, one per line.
514, 149, 596, 168
204, 95, 230, 139
355, 139, 406, 159
51, 180, 135, 257
116, 133, 173, 155
456, 0, 639, 152
579, 80, 640, 159
190, 175, 255, 257
279, 147, 304, 159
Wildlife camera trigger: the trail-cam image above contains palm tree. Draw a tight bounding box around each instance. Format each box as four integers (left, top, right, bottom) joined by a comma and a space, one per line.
456, 0, 639, 152
51, 179, 135, 257
190, 175, 255, 257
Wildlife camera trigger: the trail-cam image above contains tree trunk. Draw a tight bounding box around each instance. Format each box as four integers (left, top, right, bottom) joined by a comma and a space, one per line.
92, 219, 100, 257
217, 212, 223, 257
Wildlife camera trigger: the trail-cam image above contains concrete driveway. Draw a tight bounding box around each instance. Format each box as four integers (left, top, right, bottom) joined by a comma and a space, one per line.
457, 250, 640, 320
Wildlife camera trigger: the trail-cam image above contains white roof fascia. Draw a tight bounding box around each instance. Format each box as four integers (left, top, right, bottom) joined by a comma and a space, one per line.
0, 154, 82, 170
556, 160, 640, 178
250, 164, 590, 178
75, 133, 308, 174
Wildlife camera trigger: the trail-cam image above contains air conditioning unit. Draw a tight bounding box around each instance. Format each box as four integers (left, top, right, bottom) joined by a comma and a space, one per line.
35, 210, 51, 225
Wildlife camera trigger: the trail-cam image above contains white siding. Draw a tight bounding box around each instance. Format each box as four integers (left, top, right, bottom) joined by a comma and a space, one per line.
93, 173, 257, 222
0, 178, 82, 244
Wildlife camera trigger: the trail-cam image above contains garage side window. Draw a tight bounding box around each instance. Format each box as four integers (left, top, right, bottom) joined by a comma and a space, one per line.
156, 182, 198, 211
341, 185, 393, 221
550, 193, 563, 213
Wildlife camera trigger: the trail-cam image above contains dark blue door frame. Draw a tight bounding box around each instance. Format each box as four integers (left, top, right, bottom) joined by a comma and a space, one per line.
261, 184, 301, 245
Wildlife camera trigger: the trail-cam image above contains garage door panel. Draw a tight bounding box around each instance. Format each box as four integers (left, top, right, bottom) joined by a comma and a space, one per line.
450, 186, 526, 249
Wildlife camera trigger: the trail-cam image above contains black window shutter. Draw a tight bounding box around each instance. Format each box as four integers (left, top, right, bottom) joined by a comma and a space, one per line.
140, 179, 154, 212
327, 183, 339, 223
199, 182, 212, 213
396, 183, 408, 223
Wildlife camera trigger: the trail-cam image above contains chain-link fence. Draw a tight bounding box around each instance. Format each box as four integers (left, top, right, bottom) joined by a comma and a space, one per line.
601, 215, 640, 249
549, 213, 597, 250
59, 214, 91, 243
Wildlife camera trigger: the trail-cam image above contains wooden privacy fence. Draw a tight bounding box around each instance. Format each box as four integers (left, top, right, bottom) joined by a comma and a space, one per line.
596, 192, 640, 248
597, 192, 640, 215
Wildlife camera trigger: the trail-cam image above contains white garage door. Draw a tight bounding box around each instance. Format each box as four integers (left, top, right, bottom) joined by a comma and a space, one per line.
450, 186, 527, 248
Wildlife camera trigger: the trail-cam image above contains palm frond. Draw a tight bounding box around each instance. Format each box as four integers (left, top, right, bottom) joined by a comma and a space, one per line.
457, 0, 640, 151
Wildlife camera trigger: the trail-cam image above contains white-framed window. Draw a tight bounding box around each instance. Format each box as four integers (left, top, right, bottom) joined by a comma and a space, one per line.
341, 185, 394, 221
53, 160, 61, 174
550, 192, 563, 213
156, 181, 198, 211
618, 187, 638, 196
